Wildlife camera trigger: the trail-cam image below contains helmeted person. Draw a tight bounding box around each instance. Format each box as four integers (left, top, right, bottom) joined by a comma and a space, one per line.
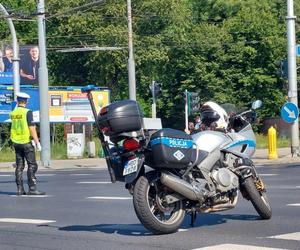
199, 101, 229, 131
10, 92, 45, 195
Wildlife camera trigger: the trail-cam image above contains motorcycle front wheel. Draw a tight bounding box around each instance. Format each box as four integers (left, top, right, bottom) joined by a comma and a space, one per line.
242, 177, 272, 219
133, 171, 185, 235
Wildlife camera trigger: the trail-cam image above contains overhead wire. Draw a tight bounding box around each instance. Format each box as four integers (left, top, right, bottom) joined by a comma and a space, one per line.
46, 0, 107, 20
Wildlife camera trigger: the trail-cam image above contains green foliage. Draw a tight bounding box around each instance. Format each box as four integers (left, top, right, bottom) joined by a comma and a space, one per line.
1, 0, 299, 130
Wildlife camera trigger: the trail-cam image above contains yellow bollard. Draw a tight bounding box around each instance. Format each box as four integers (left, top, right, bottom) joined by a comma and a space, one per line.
268, 126, 278, 160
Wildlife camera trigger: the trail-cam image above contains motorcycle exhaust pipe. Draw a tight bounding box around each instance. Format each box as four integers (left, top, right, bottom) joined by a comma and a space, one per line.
160, 172, 205, 201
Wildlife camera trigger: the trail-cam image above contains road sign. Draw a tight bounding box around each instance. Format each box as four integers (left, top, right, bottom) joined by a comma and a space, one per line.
297, 44, 300, 57
281, 102, 299, 123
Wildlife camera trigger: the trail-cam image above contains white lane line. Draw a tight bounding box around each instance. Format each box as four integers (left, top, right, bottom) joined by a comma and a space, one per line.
0, 175, 13, 177
0, 218, 56, 224
77, 181, 111, 184
296, 186, 300, 188
191, 244, 284, 250
86, 196, 132, 200
36, 174, 56, 177
70, 174, 93, 176
287, 203, 300, 207
268, 232, 300, 241
259, 174, 278, 176
10, 195, 53, 198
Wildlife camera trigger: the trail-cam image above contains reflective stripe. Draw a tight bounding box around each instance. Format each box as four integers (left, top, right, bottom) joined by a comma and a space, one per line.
10, 107, 30, 144
150, 137, 194, 149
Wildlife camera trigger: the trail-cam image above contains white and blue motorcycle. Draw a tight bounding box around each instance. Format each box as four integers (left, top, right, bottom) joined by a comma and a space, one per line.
83, 85, 271, 235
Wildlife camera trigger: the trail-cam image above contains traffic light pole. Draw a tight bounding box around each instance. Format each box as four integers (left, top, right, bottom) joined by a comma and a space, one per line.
185, 90, 188, 133
151, 81, 157, 118
286, 0, 299, 156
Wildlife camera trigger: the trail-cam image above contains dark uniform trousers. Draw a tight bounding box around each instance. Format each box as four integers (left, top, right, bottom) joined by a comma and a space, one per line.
13, 142, 38, 189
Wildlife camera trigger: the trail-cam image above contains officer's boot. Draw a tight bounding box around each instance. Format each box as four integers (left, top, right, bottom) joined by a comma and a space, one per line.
17, 185, 26, 196
27, 185, 45, 195
15, 167, 26, 196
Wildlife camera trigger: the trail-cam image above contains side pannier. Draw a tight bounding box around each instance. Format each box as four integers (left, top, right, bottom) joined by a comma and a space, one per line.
149, 128, 197, 169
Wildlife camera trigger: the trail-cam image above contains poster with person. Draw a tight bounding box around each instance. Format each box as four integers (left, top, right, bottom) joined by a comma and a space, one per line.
0, 44, 14, 84
20, 45, 39, 85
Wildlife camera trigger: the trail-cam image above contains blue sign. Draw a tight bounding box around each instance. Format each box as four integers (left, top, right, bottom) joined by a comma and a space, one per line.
281, 102, 299, 123
0, 72, 14, 84
0, 85, 39, 123
297, 45, 300, 57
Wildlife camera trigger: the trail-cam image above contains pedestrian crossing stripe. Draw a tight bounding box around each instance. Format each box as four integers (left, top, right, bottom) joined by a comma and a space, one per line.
286, 203, 300, 206
267, 232, 300, 241
77, 181, 111, 184
0, 218, 55, 224
86, 196, 132, 200
10, 195, 52, 198
70, 174, 93, 176
191, 244, 283, 250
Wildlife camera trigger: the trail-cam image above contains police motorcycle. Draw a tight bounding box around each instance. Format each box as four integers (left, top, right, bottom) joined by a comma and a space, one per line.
82, 85, 271, 235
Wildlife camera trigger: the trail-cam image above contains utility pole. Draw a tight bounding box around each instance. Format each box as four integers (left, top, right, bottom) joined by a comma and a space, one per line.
127, 0, 136, 100
286, 0, 299, 156
37, 0, 51, 166
0, 4, 20, 99
151, 81, 157, 118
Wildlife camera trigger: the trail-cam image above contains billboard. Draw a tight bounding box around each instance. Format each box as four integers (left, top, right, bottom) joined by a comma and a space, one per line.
0, 45, 39, 85
0, 85, 110, 123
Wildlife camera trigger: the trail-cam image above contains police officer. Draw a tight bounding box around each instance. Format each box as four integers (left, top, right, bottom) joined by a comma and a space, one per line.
10, 92, 45, 195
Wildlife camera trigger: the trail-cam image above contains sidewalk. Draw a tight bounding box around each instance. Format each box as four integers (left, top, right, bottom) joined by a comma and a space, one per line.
0, 158, 107, 172
252, 147, 300, 167
0, 148, 299, 172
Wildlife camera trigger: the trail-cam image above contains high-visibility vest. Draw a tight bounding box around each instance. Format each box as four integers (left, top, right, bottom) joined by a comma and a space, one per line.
10, 107, 31, 144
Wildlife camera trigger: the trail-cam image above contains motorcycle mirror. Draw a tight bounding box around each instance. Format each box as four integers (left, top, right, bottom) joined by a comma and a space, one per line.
252, 100, 262, 110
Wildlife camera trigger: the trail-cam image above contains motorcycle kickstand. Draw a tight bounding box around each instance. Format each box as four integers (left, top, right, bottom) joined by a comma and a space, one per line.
190, 210, 197, 227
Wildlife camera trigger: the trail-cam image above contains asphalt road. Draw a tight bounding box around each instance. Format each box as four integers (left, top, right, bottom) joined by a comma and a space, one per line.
0, 164, 299, 250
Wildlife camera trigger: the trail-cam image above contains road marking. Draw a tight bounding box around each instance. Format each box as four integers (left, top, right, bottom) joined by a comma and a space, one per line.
268, 232, 300, 241
0, 175, 12, 177
296, 186, 300, 188
259, 174, 278, 176
77, 181, 111, 184
36, 174, 56, 177
0, 218, 56, 224
70, 174, 93, 176
191, 244, 283, 250
178, 228, 189, 232
86, 196, 132, 200
10, 195, 53, 198
287, 203, 300, 207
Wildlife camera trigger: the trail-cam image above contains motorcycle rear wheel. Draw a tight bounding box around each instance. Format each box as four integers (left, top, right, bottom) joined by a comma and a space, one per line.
242, 177, 272, 219
133, 171, 185, 235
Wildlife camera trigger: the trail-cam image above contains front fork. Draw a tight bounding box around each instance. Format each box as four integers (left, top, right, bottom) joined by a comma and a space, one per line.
235, 164, 266, 198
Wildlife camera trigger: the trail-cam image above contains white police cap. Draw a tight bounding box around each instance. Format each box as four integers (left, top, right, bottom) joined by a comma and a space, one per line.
16, 92, 30, 99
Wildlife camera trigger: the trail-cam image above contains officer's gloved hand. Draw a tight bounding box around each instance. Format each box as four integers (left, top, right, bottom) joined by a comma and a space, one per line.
31, 140, 36, 149
36, 142, 42, 151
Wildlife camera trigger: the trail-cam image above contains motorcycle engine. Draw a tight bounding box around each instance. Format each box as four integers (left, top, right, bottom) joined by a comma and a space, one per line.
211, 168, 239, 193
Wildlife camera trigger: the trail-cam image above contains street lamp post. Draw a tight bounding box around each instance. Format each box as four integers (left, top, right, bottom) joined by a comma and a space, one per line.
286, 0, 299, 156
127, 0, 136, 100
37, 0, 51, 166
0, 4, 20, 99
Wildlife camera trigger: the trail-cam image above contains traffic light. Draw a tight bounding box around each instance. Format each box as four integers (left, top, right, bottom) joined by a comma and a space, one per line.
280, 59, 288, 79
150, 81, 162, 99
187, 92, 200, 115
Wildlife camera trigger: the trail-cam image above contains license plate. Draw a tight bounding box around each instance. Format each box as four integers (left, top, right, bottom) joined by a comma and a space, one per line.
123, 158, 139, 176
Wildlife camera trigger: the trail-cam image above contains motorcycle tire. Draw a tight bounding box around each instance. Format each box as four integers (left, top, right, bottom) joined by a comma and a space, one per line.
242, 177, 272, 219
133, 171, 185, 235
